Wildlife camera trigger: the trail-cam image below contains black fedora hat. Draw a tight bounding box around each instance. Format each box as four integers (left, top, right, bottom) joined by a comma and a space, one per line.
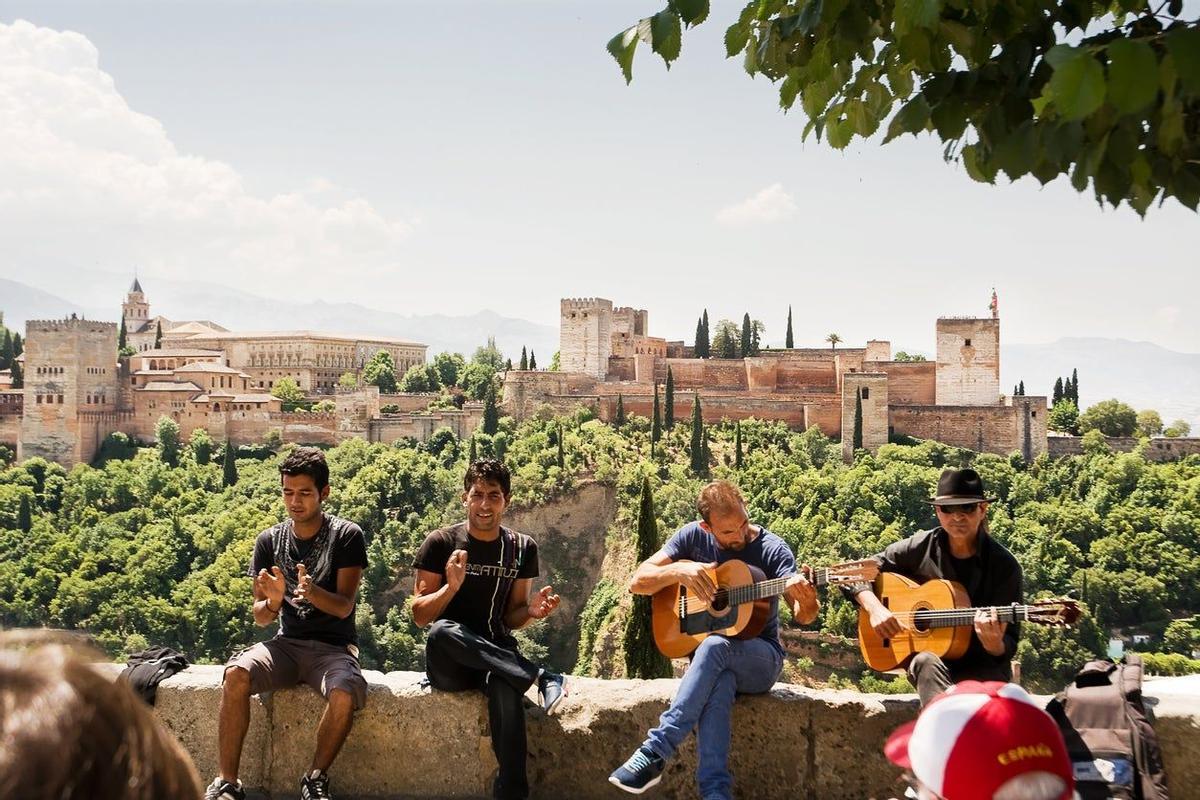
926, 468, 998, 506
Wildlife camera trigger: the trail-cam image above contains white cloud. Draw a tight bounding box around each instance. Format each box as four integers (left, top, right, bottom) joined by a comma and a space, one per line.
715, 183, 798, 226
0, 19, 415, 297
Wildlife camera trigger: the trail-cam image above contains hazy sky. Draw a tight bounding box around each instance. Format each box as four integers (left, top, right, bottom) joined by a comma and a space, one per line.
1, 1, 1196, 355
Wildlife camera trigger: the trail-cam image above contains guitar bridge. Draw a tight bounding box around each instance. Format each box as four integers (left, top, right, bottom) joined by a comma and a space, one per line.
678, 587, 687, 632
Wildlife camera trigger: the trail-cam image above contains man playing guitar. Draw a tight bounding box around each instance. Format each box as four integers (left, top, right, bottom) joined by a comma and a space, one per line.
609, 480, 818, 799
849, 468, 1023, 706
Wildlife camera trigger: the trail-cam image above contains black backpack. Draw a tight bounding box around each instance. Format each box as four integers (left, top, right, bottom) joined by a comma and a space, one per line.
1044, 654, 1169, 800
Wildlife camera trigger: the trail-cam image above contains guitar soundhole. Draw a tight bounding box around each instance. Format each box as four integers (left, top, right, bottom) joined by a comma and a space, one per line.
912, 602, 932, 632
710, 590, 729, 613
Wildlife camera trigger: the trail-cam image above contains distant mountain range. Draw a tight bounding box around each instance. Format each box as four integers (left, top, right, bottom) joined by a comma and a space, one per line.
0, 277, 559, 364
2, 277, 1196, 429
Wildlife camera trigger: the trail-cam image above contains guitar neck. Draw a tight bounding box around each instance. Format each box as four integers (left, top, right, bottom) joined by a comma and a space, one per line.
724, 568, 836, 607
916, 605, 1028, 629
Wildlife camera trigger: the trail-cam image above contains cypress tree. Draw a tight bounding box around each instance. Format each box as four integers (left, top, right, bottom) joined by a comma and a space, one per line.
482, 383, 499, 435
664, 367, 675, 429
17, 494, 32, 533
222, 441, 238, 487
12, 333, 21, 358
853, 388, 864, 451
702, 427, 711, 474
1070, 368, 1079, 405
735, 420, 744, 469
519, 347, 528, 370
0, 329, 11, 371
1053, 377, 1064, 406
154, 320, 163, 349
694, 318, 705, 358
689, 395, 706, 475
624, 477, 672, 679
785, 306, 794, 349
556, 424, 565, 469
651, 384, 662, 446
700, 310, 710, 357
469, 436, 478, 463
615, 394, 626, 427
740, 313, 752, 358
1013, 384, 1019, 397
529, 351, 536, 370
1018, 380, 1025, 396
9, 360, 21, 389
505, 358, 513, 371
118, 319, 127, 353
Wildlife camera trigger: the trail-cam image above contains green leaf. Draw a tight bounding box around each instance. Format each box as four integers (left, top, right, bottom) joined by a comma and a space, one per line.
1166, 28, 1200, 96
1157, 99, 1185, 155
801, 75, 837, 118
1049, 48, 1106, 120
887, 62, 915, 99
1106, 39, 1158, 114
606, 26, 640, 84
939, 20, 974, 60
724, 21, 749, 57
894, 0, 941, 36
994, 120, 1038, 179
744, 30, 760, 75
650, 11, 683, 66
669, 0, 710, 27
1044, 44, 1078, 69
826, 115, 855, 148
797, 0, 824, 34
962, 144, 997, 183
884, 94, 931, 142
847, 99, 877, 136
780, 73, 802, 110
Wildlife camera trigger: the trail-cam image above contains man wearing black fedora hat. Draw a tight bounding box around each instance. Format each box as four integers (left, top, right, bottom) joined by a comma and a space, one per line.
846, 467, 1023, 706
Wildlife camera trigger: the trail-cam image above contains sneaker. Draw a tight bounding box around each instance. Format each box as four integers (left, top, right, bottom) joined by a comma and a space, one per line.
300, 769, 333, 800
537, 671, 567, 714
204, 777, 245, 800
608, 746, 665, 794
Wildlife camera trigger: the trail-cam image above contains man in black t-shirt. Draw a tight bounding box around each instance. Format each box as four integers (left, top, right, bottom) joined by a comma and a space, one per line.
206, 448, 369, 800
848, 468, 1023, 707
412, 459, 567, 800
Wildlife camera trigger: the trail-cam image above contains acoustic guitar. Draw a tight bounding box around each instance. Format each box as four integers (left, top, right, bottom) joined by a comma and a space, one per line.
857, 572, 1081, 671
652, 559, 879, 658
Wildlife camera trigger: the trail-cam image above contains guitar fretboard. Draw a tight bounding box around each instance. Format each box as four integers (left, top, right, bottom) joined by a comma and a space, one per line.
719, 567, 839, 607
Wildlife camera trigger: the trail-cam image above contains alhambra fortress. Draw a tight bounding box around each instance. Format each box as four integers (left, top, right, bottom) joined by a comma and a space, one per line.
5, 282, 1198, 467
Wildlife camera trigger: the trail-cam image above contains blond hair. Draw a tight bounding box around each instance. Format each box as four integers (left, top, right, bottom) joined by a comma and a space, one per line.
0, 632, 202, 799
697, 480, 747, 524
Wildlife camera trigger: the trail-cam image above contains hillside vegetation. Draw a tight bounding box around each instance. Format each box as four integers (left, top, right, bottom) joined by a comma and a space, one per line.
1, 407, 1197, 691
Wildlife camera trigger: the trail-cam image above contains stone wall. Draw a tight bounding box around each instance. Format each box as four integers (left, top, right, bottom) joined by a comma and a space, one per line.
368, 406, 484, 444
935, 317, 1000, 406
126, 666, 1200, 800
502, 371, 599, 420
876, 361, 936, 405
1048, 436, 1200, 461
842, 374, 889, 462
891, 403, 1041, 457
0, 392, 23, 447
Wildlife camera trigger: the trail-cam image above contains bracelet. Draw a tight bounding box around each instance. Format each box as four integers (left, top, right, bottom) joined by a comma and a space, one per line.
264, 598, 280, 615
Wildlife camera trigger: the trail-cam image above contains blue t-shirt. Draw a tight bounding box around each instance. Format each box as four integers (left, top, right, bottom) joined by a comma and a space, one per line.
662, 521, 797, 654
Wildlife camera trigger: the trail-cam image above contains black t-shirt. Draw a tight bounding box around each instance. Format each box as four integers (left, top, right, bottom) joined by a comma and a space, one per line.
412, 522, 539, 642
249, 514, 369, 647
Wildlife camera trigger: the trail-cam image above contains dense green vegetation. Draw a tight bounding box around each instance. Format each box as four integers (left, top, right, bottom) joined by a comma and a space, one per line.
1, 408, 1197, 692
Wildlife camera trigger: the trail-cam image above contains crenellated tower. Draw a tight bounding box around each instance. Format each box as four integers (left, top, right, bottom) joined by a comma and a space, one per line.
560, 298, 613, 380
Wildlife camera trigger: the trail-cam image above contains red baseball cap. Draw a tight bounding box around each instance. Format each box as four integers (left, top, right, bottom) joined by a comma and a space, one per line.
885, 682, 1074, 800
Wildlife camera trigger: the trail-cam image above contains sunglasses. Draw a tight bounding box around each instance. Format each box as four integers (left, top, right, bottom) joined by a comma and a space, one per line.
937, 502, 981, 515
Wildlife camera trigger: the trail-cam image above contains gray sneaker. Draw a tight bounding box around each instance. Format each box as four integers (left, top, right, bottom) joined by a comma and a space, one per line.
538, 671, 567, 714
204, 777, 245, 800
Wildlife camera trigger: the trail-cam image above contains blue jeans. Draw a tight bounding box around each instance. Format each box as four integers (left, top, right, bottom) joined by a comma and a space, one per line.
643, 635, 783, 800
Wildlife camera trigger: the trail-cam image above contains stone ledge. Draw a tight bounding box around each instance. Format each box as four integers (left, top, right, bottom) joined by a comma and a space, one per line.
106, 665, 1200, 800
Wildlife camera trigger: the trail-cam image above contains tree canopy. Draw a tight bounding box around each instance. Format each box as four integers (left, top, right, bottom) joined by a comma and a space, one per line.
609, 0, 1200, 214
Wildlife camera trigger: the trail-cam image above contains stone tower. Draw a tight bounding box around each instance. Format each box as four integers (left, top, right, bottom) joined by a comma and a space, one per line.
19, 317, 120, 466
559, 298, 613, 380
842, 373, 889, 463
123, 277, 150, 335
935, 317, 1000, 406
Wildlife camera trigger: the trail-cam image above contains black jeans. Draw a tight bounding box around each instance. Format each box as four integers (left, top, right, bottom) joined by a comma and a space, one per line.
425, 619, 540, 800
908, 651, 1012, 707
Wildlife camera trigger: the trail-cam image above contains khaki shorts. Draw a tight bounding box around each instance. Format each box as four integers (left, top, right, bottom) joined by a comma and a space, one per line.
225, 636, 367, 710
